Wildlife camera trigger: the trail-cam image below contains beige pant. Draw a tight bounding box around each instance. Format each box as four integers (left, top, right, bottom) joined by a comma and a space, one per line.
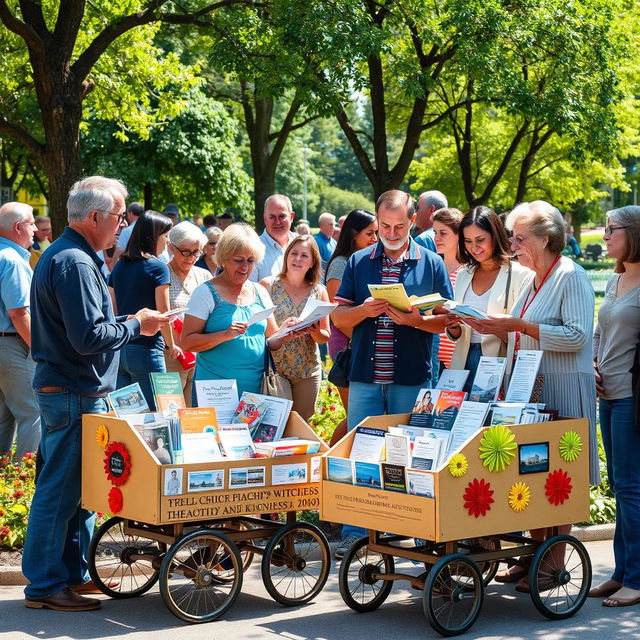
164, 354, 195, 407
289, 374, 321, 422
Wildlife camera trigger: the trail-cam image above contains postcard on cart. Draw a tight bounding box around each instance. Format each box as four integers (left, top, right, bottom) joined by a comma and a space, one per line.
349, 426, 386, 462
194, 379, 238, 424
436, 369, 470, 392
381, 463, 407, 493
406, 470, 435, 498
271, 462, 308, 485
187, 469, 225, 492
354, 461, 383, 489
408, 388, 439, 428
108, 383, 150, 416
163, 468, 183, 496
469, 357, 507, 402
141, 422, 174, 465
310, 455, 321, 482
431, 390, 466, 431
229, 466, 265, 488
327, 457, 354, 484
218, 424, 257, 459
505, 350, 544, 403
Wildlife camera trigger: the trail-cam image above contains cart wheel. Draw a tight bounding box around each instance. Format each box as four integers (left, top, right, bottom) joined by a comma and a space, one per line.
528, 534, 591, 620
212, 520, 255, 582
467, 537, 501, 586
423, 554, 484, 637
159, 529, 243, 623
339, 536, 394, 612
88, 516, 164, 598
261, 522, 330, 606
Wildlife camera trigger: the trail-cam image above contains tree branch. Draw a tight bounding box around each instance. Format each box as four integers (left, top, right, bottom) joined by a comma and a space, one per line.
267, 114, 318, 142
18, 0, 49, 38
0, 116, 45, 161
0, 0, 45, 56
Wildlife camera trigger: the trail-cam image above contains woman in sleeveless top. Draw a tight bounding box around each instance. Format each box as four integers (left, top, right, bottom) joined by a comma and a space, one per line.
261, 235, 331, 420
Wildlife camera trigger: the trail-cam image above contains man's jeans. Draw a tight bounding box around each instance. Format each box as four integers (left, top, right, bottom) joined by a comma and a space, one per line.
0, 336, 40, 458
22, 390, 108, 599
342, 380, 429, 540
117, 344, 166, 410
599, 397, 640, 589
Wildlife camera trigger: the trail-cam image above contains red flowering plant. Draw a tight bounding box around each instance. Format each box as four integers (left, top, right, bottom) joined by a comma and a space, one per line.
0, 450, 36, 548
307, 380, 345, 443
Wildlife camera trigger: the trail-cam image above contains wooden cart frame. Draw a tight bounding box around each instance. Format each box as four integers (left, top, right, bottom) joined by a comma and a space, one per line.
82, 412, 331, 623
321, 415, 592, 636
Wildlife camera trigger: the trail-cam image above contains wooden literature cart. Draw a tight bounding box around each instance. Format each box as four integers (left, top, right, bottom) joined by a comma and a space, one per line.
321, 413, 592, 636
82, 411, 330, 623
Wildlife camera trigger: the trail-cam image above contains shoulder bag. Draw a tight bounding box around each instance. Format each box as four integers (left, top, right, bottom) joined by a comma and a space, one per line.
261, 348, 293, 400
327, 344, 351, 388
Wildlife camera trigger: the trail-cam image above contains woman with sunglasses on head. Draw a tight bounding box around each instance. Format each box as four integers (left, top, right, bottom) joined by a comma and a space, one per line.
196, 226, 223, 274
164, 221, 211, 405
108, 210, 174, 409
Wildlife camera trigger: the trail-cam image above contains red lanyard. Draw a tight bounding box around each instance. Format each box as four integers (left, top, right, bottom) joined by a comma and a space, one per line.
514, 255, 560, 354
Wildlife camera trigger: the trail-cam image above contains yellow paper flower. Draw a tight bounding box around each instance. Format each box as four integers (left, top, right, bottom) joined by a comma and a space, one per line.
448, 453, 468, 477
479, 424, 517, 472
96, 424, 109, 449
559, 430, 582, 462
508, 482, 531, 512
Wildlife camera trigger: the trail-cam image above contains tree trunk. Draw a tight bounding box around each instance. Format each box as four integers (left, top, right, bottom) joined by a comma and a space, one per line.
144, 183, 153, 211
253, 168, 276, 232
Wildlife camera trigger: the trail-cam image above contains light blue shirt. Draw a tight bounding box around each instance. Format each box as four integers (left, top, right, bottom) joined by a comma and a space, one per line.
414, 228, 437, 253
0, 236, 32, 332
314, 232, 337, 272
249, 230, 296, 282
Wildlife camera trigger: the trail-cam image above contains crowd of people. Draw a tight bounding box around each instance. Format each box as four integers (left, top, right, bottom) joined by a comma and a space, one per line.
0, 176, 637, 611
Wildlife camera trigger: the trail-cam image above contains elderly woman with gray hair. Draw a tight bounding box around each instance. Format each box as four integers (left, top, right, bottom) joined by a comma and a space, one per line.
465, 200, 598, 589
165, 221, 211, 405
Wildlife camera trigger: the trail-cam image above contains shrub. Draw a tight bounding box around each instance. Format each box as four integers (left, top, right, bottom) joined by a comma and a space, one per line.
0, 451, 36, 548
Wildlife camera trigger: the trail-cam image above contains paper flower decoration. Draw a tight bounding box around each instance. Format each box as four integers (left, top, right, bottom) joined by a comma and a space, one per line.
103, 441, 131, 486
559, 431, 582, 462
508, 482, 531, 512
448, 453, 468, 477
463, 478, 494, 518
95, 424, 109, 449
108, 487, 123, 514
545, 469, 572, 506
479, 424, 517, 472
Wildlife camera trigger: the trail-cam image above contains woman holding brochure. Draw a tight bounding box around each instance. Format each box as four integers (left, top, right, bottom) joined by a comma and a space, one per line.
261, 235, 331, 420
446, 206, 532, 387
181, 223, 294, 400
463, 200, 597, 589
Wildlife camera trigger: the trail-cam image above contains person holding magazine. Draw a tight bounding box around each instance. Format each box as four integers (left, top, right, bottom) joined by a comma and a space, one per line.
462, 200, 598, 589
260, 235, 331, 421
180, 223, 292, 401
590, 206, 640, 608
445, 206, 532, 390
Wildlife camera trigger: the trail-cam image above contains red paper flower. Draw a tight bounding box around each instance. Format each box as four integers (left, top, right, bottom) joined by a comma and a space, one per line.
463, 478, 494, 518
108, 487, 123, 514
545, 469, 572, 505
103, 441, 131, 486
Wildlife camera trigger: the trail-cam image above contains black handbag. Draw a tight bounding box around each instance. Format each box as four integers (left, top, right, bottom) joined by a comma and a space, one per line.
328, 345, 351, 388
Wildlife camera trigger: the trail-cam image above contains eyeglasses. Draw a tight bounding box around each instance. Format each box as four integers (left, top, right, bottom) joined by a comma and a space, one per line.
604, 225, 627, 237
509, 234, 530, 246
171, 242, 202, 258
97, 209, 127, 225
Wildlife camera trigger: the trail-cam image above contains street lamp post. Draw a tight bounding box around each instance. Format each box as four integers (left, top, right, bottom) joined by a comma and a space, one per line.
303, 145, 309, 220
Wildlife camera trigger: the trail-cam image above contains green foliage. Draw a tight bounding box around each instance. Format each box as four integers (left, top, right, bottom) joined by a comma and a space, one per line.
308, 380, 345, 444
588, 434, 616, 525
313, 185, 375, 223
0, 451, 36, 549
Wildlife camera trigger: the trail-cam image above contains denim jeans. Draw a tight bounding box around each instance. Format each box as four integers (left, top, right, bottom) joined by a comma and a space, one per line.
599, 397, 640, 589
430, 333, 440, 388
342, 379, 429, 540
463, 343, 483, 394
117, 344, 166, 410
23, 391, 109, 598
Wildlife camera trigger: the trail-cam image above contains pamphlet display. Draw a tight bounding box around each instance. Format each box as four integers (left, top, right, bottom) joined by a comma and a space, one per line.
505, 350, 544, 402
469, 357, 507, 402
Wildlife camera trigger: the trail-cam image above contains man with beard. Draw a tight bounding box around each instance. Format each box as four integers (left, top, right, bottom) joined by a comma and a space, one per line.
331, 189, 452, 559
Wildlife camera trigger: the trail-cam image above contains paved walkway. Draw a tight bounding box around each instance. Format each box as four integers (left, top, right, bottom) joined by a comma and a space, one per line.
1, 540, 638, 639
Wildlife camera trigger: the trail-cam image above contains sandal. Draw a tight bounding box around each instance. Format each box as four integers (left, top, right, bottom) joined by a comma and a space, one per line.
495, 565, 528, 583
602, 587, 640, 607
588, 579, 622, 598
515, 576, 558, 594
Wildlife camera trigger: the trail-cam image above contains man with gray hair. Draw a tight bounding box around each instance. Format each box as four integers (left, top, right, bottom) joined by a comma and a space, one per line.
249, 193, 296, 282
22, 176, 170, 612
414, 190, 448, 252
0, 202, 40, 460
314, 212, 337, 273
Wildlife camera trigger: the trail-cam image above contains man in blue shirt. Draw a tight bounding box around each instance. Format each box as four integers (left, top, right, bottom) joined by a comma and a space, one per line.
0, 202, 40, 460
314, 212, 337, 273
23, 176, 169, 612
414, 190, 448, 253
332, 189, 452, 559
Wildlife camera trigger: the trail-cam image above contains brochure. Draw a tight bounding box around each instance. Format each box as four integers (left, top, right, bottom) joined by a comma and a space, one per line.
505, 350, 544, 402
436, 370, 470, 392
327, 457, 354, 484
385, 432, 411, 467
381, 463, 407, 493
354, 461, 383, 489
408, 388, 440, 429
245, 392, 293, 443
155, 394, 186, 419
217, 424, 256, 459
489, 402, 525, 426
406, 470, 435, 498
268, 297, 337, 340
181, 432, 223, 463
107, 383, 149, 416
254, 439, 321, 457
445, 401, 491, 458
194, 379, 239, 424
411, 436, 443, 471
431, 390, 466, 430
246, 305, 277, 327
367, 283, 447, 313
469, 356, 507, 402
389, 424, 428, 443
179, 407, 218, 435
349, 426, 386, 462
233, 392, 269, 434
443, 300, 489, 320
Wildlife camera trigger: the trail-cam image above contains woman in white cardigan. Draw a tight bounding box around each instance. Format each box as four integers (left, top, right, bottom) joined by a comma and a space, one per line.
447, 207, 532, 385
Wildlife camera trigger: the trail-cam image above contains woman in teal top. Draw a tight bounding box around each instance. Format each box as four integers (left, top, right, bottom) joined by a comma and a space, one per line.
181, 223, 295, 398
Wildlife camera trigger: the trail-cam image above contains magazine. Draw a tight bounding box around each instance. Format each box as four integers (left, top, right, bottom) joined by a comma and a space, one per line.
194, 379, 239, 424
408, 388, 440, 429
431, 390, 466, 430
406, 470, 435, 498
268, 297, 337, 340
469, 357, 507, 402
244, 392, 293, 443
233, 392, 269, 434
443, 300, 489, 320
254, 439, 321, 457
354, 461, 383, 489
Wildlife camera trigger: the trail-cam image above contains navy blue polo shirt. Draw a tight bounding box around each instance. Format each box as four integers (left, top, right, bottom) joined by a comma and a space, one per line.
335, 239, 452, 385
31, 227, 140, 394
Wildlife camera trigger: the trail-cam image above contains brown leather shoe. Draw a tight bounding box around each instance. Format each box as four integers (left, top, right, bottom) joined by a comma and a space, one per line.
25, 587, 101, 611
71, 579, 119, 595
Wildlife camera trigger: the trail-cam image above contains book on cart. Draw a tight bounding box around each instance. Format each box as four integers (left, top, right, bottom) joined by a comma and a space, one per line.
381, 462, 407, 493
194, 379, 239, 424
254, 438, 321, 457
349, 426, 386, 462
217, 424, 257, 459
150, 372, 185, 418
436, 369, 470, 392
468, 356, 507, 402
505, 349, 544, 402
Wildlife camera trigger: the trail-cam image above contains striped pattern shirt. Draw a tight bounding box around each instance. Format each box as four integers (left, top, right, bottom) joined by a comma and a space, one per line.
438, 267, 460, 368
373, 252, 405, 384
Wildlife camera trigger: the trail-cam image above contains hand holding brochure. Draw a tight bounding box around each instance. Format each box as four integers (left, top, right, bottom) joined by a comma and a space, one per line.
367, 283, 446, 312
269, 297, 337, 339
246, 305, 277, 327
443, 300, 489, 320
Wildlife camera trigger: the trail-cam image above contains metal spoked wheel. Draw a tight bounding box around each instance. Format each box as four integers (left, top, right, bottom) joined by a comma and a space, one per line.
339, 536, 394, 612
528, 534, 592, 620
88, 516, 165, 598
466, 537, 501, 586
211, 520, 256, 583
261, 522, 331, 606
159, 529, 243, 623
423, 554, 484, 637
